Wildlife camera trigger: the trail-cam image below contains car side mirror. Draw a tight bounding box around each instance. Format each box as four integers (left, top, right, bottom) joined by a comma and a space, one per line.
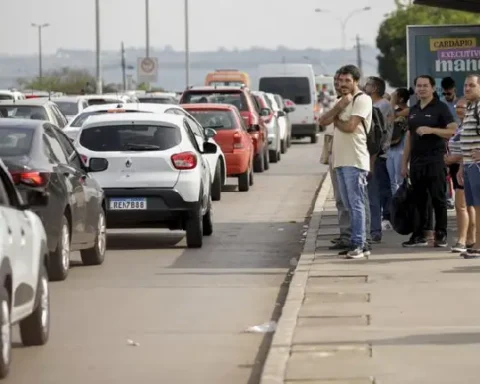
88, 157, 109, 172
259, 108, 271, 117
277, 110, 286, 117
203, 141, 217, 154
24, 190, 49, 208
204, 127, 217, 138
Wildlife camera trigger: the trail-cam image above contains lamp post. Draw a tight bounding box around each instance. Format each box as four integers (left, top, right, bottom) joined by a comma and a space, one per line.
31, 23, 50, 83
95, 0, 102, 94
184, 0, 190, 88
145, 0, 150, 58
314, 7, 371, 49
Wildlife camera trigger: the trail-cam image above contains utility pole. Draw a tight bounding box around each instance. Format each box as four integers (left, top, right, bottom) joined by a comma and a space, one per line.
31, 23, 50, 83
145, 0, 150, 58
95, 0, 102, 94
355, 34, 363, 75
121, 42, 126, 91
184, 0, 190, 88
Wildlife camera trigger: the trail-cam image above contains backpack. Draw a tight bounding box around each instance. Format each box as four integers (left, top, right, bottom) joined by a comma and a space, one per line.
353, 92, 387, 155
390, 116, 408, 147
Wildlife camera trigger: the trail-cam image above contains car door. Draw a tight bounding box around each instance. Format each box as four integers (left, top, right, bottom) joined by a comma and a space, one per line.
54, 127, 99, 244
43, 124, 86, 246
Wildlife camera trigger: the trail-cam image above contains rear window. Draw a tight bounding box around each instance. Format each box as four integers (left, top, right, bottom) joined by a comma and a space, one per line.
188, 110, 235, 130
181, 92, 248, 111
87, 98, 122, 106
138, 97, 177, 104
259, 77, 311, 105
209, 81, 244, 87
69, 110, 152, 127
1, 105, 48, 120
0, 127, 34, 156
0, 95, 13, 101
79, 124, 181, 152
55, 101, 78, 116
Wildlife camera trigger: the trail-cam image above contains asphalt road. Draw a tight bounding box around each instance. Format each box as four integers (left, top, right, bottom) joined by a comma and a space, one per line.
8, 137, 327, 384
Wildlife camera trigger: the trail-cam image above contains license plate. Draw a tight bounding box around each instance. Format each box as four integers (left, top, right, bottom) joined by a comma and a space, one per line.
109, 198, 147, 210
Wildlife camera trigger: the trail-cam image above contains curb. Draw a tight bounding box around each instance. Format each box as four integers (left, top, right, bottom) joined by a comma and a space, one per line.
259, 171, 332, 384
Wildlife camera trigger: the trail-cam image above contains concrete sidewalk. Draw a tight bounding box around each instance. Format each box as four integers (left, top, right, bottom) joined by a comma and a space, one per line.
261, 173, 480, 384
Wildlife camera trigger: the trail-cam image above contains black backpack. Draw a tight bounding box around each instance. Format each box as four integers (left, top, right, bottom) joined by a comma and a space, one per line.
390, 116, 408, 147
353, 92, 387, 155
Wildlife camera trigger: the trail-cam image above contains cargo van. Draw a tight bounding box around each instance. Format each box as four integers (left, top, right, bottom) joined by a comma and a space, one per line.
205, 69, 251, 88
256, 64, 318, 143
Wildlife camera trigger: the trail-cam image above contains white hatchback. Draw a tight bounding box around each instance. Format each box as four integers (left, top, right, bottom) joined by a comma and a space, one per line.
73, 113, 216, 248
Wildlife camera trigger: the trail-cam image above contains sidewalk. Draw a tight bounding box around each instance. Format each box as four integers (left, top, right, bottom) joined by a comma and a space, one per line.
261, 173, 480, 384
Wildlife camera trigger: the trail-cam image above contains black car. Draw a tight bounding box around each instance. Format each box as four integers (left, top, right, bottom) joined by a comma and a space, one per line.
0, 119, 108, 281
0, 99, 69, 129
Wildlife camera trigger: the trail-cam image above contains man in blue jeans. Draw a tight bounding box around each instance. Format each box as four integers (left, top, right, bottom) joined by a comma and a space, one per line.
318, 64, 373, 259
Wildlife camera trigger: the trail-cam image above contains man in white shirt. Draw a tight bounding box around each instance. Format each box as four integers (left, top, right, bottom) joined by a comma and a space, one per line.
319, 65, 373, 259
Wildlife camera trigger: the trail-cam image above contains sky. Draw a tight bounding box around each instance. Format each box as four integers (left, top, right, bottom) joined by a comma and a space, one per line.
1, 0, 397, 55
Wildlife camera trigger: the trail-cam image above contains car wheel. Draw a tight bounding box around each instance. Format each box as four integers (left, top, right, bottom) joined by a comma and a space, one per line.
253, 152, 264, 173
0, 286, 10, 380
48, 215, 70, 281
80, 208, 107, 266
264, 146, 270, 170
281, 139, 287, 154
310, 134, 318, 144
203, 195, 213, 236
277, 150, 281, 162
19, 264, 49, 346
211, 162, 222, 201
249, 165, 254, 186
185, 202, 203, 248
238, 169, 250, 192
269, 149, 278, 163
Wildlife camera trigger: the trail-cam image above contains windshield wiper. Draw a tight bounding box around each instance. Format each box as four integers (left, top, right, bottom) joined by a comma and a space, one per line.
124, 143, 161, 151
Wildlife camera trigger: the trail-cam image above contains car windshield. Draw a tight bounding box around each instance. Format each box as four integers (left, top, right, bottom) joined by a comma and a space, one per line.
55, 101, 78, 116
1, 105, 48, 120
259, 77, 311, 105
69, 110, 152, 127
138, 97, 177, 104
79, 124, 181, 152
188, 110, 235, 129
0, 127, 34, 156
182, 92, 248, 111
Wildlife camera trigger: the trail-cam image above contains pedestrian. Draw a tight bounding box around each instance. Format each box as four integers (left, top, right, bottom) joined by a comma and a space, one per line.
401, 75, 457, 248
457, 74, 480, 258
364, 76, 394, 240
444, 97, 476, 253
319, 64, 372, 259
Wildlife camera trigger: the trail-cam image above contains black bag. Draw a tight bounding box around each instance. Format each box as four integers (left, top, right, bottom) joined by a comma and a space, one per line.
390, 178, 418, 235
353, 93, 386, 155
390, 116, 408, 147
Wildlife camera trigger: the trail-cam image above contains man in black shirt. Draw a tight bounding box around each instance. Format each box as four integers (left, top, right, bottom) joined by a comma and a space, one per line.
401, 75, 457, 247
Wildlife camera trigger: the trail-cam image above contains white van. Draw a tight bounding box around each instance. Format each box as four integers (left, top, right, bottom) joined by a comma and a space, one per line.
0, 90, 25, 101
256, 64, 318, 143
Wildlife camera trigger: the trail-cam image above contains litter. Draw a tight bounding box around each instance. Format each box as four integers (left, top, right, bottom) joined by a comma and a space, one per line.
244, 321, 277, 333
126, 339, 140, 347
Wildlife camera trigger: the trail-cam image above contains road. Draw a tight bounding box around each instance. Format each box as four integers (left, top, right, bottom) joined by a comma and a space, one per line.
8, 137, 327, 384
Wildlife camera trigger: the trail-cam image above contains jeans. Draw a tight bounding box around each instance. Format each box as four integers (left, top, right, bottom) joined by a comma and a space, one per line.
336, 166, 368, 248
368, 157, 392, 236
410, 161, 448, 238
464, 163, 480, 207
329, 155, 350, 241
386, 146, 404, 195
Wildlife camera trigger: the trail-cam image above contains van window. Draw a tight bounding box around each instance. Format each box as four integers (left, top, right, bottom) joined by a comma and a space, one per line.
259, 77, 311, 105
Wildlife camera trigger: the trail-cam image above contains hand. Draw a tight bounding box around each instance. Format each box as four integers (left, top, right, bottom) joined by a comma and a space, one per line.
401, 163, 409, 178
457, 166, 464, 186
416, 126, 432, 136
444, 154, 452, 165
472, 149, 480, 162
337, 94, 353, 108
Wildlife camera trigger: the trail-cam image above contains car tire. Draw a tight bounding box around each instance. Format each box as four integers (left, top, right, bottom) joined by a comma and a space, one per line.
249, 164, 254, 186
211, 162, 222, 201
253, 152, 264, 173
203, 195, 213, 236
19, 264, 50, 347
264, 146, 270, 170
269, 149, 278, 163
238, 169, 250, 192
287, 135, 292, 147
48, 215, 70, 282
310, 134, 318, 144
80, 209, 107, 266
185, 202, 203, 248
280, 139, 286, 154
0, 286, 11, 379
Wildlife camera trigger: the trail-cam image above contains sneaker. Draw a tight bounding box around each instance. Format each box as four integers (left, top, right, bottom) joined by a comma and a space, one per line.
451, 242, 467, 253
363, 243, 372, 257
462, 249, 480, 259
467, 243, 475, 249
329, 242, 350, 250
381, 220, 393, 231
402, 237, 428, 248
345, 246, 365, 259
370, 234, 382, 244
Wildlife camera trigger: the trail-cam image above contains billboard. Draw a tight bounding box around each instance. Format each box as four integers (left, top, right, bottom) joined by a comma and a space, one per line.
407, 24, 480, 97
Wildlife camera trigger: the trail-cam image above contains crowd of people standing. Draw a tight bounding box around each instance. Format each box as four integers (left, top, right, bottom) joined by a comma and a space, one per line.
320, 65, 480, 260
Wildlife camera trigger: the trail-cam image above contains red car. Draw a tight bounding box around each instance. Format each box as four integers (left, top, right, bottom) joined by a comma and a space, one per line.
179, 86, 270, 173
182, 103, 255, 191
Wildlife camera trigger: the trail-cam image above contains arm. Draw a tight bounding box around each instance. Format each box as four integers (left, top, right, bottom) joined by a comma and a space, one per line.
427, 123, 457, 139
395, 108, 409, 117
401, 131, 411, 172
318, 103, 342, 126
334, 94, 372, 134
334, 115, 364, 133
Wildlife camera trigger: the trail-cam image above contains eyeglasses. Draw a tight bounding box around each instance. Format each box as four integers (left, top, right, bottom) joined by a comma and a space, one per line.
455, 105, 466, 109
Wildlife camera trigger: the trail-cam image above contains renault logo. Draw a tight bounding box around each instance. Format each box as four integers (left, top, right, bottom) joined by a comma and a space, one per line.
125, 159, 132, 168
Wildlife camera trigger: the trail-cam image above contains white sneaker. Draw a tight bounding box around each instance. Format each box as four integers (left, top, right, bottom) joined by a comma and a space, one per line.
381, 220, 393, 231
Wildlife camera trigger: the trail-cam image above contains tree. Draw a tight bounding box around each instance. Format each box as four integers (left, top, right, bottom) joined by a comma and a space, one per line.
376, 0, 480, 87
18, 67, 96, 94
136, 82, 165, 92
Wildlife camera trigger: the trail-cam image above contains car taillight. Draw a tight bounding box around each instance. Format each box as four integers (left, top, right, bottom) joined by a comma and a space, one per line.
171, 152, 197, 170
10, 171, 49, 187
233, 132, 243, 149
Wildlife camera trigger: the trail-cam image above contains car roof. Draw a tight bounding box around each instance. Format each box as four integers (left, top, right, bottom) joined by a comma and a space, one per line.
52, 96, 84, 102
181, 103, 236, 111
0, 118, 43, 129
81, 102, 178, 113
82, 95, 123, 100
0, 99, 50, 106
81, 112, 185, 129
185, 86, 246, 92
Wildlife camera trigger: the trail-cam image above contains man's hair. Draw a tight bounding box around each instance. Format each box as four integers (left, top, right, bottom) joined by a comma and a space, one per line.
466, 74, 480, 83
337, 65, 361, 82
368, 76, 386, 96
396, 88, 410, 104
414, 75, 435, 87
441, 76, 455, 90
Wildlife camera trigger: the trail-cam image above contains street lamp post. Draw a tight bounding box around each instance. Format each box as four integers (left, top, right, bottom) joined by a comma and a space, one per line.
314, 7, 371, 50
145, 0, 150, 58
31, 23, 50, 83
184, 0, 190, 88
95, 0, 102, 94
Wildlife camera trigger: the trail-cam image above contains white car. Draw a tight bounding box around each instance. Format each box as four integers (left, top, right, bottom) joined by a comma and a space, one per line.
51, 95, 89, 122
0, 160, 50, 379
64, 103, 227, 201
73, 113, 216, 248
265, 93, 289, 154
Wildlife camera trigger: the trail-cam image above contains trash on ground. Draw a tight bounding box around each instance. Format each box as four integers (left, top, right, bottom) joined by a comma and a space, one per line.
126, 339, 140, 346
244, 321, 277, 333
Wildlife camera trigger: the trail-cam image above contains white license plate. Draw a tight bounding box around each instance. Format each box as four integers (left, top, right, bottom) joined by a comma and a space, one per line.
109, 198, 147, 210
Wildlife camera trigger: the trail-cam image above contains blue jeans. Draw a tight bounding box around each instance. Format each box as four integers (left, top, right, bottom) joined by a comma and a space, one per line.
464, 163, 480, 207
386, 146, 404, 195
368, 157, 392, 236
336, 166, 368, 248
